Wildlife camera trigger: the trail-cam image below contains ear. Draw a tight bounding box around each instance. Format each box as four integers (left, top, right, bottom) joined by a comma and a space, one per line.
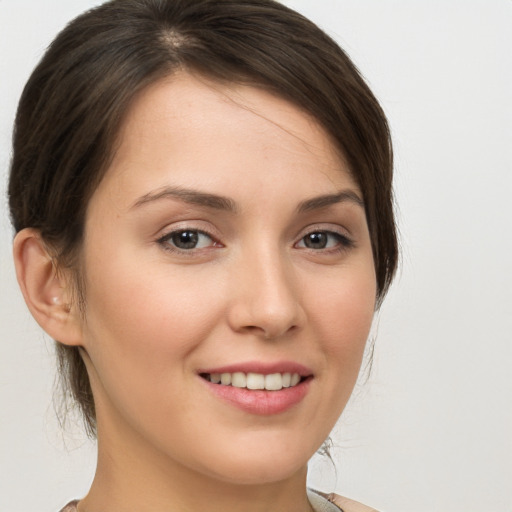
13, 228, 83, 346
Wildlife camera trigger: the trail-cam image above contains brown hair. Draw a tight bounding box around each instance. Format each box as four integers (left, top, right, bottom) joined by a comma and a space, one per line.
9, 0, 398, 435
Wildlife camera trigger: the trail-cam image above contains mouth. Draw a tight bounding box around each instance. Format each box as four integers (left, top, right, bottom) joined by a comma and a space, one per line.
197, 362, 313, 414
199, 372, 307, 391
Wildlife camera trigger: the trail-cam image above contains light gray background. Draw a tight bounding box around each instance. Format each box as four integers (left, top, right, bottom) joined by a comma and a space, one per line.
1, 1, 511, 511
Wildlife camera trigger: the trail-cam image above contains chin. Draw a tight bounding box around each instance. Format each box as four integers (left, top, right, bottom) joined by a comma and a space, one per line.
191, 434, 316, 486
207, 458, 308, 486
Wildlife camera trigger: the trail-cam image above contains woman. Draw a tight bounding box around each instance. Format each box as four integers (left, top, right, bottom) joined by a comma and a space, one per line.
9, 0, 397, 511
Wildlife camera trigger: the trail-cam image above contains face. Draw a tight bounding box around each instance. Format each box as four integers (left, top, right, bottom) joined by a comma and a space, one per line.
77, 73, 376, 486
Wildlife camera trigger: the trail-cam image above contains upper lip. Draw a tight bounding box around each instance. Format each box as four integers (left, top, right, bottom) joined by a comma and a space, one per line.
197, 361, 313, 377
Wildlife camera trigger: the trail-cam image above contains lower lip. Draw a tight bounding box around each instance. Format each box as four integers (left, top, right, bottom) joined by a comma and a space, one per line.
201, 377, 311, 415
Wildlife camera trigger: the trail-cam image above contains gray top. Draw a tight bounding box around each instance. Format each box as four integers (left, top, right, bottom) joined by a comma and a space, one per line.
308, 489, 343, 511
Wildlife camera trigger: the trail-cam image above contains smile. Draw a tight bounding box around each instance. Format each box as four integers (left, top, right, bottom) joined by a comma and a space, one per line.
201, 372, 303, 391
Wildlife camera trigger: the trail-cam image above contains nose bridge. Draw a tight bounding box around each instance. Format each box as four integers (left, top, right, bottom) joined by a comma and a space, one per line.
228, 241, 304, 339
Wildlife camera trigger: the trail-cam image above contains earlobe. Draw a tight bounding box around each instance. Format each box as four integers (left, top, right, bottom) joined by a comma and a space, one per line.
13, 228, 83, 346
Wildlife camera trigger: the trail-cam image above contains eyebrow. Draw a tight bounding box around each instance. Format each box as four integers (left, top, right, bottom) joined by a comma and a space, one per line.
297, 190, 364, 212
131, 186, 364, 213
131, 186, 238, 212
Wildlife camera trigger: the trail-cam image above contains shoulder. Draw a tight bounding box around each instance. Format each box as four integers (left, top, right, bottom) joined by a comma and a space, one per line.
59, 500, 79, 512
325, 493, 380, 512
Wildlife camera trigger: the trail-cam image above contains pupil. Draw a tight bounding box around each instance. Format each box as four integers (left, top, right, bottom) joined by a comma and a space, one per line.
172, 231, 198, 249
305, 232, 327, 249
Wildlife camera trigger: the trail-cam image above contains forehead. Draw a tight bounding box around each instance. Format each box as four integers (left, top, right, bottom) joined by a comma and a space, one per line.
92, 72, 357, 211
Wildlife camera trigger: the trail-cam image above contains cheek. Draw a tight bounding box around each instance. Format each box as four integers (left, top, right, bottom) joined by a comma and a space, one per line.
79, 249, 225, 396
84, 244, 217, 338
78, 262, 226, 442
312, 265, 376, 378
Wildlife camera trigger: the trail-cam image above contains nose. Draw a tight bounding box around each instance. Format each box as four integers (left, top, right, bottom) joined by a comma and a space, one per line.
226, 249, 305, 340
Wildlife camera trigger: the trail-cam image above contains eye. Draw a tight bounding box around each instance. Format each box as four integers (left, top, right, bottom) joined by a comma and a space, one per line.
158, 229, 218, 251
296, 230, 352, 251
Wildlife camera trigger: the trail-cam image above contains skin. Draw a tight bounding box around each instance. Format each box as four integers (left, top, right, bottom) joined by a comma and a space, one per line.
15, 73, 377, 512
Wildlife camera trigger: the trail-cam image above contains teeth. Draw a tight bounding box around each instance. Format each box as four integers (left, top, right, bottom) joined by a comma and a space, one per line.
247, 373, 265, 390
265, 373, 283, 391
208, 372, 303, 391
220, 373, 231, 385
231, 372, 246, 388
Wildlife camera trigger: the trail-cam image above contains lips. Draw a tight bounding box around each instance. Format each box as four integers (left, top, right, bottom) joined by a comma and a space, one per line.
198, 362, 312, 415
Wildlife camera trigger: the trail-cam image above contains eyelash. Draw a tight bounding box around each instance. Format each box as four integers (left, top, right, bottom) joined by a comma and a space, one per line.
295, 230, 354, 253
157, 229, 221, 254
156, 227, 354, 255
